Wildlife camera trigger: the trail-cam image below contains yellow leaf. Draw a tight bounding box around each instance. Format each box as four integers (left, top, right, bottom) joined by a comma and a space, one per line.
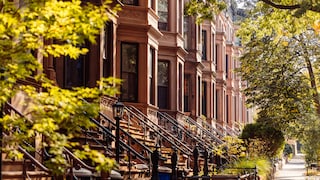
313, 20, 320, 33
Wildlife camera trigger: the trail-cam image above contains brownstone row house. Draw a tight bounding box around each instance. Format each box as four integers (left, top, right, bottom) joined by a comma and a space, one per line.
4, 0, 253, 179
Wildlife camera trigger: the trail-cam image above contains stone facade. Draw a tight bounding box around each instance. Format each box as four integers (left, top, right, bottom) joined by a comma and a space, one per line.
46, 0, 253, 136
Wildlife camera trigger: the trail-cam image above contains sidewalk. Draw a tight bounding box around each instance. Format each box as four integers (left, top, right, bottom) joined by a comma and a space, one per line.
275, 154, 320, 180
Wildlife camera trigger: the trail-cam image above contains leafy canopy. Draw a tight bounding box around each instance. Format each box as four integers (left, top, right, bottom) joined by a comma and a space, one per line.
237, 0, 320, 161
185, 0, 226, 23
0, 0, 121, 175
240, 122, 285, 158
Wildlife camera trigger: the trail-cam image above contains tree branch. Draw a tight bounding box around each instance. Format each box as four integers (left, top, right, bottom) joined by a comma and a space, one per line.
259, 0, 320, 13
260, 0, 300, 10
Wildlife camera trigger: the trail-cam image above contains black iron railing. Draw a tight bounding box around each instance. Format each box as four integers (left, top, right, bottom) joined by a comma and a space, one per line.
126, 105, 192, 156
158, 112, 212, 151
182, 115, 224, 145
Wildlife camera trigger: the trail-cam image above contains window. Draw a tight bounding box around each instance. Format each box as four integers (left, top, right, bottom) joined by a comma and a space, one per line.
103, 22, 113, 78
158, 61, 169, 109
150, 0, 155, 10
234, 96, 237, 121
158, 0, 168, 31
202, 81, 207, 116
215, 44, 219, 70
121, 42, 139, 102
178, 63, 183, 111
121, 0, 138, 5
198, 76, 201, 116
184, 17, 189, 49
202, 30, 207, 60
64, 44, 89, 88
178, 0, 183, 34
149, 47, 155, 105
212, 82, 215, 119
226, 95, 229, 123
184, 75, 190, 112
215, 89, 219, 120
226, 54, 229, 78
212, 34, 215, 63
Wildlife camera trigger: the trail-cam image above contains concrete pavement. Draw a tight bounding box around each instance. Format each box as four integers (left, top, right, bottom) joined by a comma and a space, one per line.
275, 154, 320, 180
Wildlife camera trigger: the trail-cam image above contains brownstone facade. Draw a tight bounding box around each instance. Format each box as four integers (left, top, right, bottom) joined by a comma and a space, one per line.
46, 0, 253, 139
2, 1, 256, 179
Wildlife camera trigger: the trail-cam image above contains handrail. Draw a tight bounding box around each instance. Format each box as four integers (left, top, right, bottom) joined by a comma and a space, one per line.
214, 122, 234, 136
81, 129, 114, 156
126, 105, 192, 156
225, 125, 240, 136
63, 148, 96, 171
4, 102, 104, 175
5, 102, 31, 123
198, 117, 225, 138
2, 132, 51, 173
184, 116, 224, 144
157, 112, 212, 151
82, 99, 153, 162
18, 146, 51, 173
90, 116, 150, 161
20, 138, 97, 177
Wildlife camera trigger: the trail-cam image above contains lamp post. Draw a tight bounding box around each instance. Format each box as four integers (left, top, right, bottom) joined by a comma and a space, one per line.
112, 100, 124, 163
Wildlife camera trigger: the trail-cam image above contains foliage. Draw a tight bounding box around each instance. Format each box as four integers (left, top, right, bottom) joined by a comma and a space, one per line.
214, 136, 246, 162
223, 157, 271, 179
300, 116, 320, 165
240, 122, 285, 158
184, 0, 226, 23
237, 1, 320, 45
0, 0, 121, 175
237, 23, 320, 135
236, 0, 320, 164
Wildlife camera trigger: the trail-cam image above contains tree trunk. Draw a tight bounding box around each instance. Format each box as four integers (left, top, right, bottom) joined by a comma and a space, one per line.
305, 55, 320, 115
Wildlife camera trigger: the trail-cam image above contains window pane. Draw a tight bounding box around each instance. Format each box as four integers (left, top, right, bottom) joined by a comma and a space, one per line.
121, 42, 138, 102
184, 17, 189, 49
158, 0, 168, 31
103, 23, 113, 78
149, 48, 155, 105
184, 75, 190, 112
202, 82, 207, 116
64, 56, 86, 88
202, 30, 207, 60
121, 0, 138, 5
63, 42, 89, 89
158, 61, 168, 86
158, 61, 169, 109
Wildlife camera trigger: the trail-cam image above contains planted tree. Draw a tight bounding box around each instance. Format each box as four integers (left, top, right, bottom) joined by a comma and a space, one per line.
0, 0, 121, 175
240, 122, 285, 158
236, 0, 320, 164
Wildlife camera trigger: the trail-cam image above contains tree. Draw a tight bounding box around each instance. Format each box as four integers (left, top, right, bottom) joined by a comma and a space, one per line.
240, 122, 285, 158
0, 0, 121, 175
237, 30, 320, 134
214, 136, 246, 162
185, 0, 226, 23
236, 0, 320, 128
236, 0, 320, 161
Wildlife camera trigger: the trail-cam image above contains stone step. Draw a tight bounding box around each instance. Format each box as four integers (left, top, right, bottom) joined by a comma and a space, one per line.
2, 171, 51, 180
2, 159, 34, 171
